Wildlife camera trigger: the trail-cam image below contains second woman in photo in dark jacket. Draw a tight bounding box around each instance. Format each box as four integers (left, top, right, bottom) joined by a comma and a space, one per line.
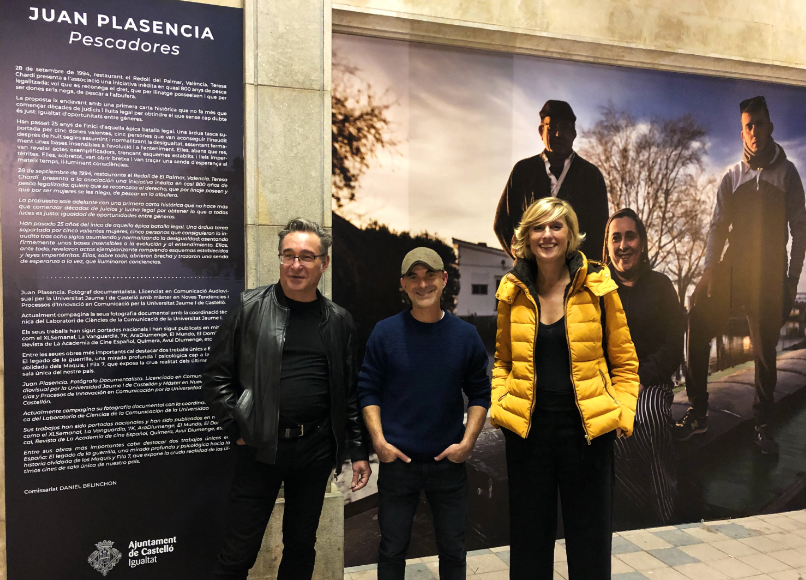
604, 208, 685, 525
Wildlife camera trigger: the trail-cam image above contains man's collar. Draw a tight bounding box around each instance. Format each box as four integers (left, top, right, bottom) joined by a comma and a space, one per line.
273, 281, 322, 306
541, 151, 576, 196
540, 149, 575, 164
741, 142, 782, 173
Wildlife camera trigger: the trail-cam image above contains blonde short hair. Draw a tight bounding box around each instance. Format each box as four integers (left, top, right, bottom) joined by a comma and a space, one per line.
512, 198, 585, 260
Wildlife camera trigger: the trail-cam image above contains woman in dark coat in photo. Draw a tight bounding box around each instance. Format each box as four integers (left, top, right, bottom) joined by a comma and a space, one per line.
603, 208, 685, 525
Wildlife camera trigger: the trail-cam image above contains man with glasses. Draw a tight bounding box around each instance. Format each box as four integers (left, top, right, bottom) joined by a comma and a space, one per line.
203, 217, 371, 579
676, 96, 806, 454
494, 99, 609, 258
358, 248, 491, 580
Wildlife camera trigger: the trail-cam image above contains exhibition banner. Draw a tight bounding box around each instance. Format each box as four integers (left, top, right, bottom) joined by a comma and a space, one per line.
332, 34, 806, 565
0, 0, 244, 577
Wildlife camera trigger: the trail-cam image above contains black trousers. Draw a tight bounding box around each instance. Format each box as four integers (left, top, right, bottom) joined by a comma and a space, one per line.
504, 396, 614, 580
376, 459, 468, 580
212, 426, 335, 580
685, 270, 784, 425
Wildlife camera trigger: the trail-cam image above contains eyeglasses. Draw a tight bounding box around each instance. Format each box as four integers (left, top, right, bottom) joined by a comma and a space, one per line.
279, 253, 326, 265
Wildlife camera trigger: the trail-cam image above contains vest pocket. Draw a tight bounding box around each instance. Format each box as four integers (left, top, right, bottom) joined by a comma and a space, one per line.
599, 369, 619, 405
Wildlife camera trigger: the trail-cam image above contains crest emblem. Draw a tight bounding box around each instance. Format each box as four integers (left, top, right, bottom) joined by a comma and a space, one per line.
88, 540, 122, 576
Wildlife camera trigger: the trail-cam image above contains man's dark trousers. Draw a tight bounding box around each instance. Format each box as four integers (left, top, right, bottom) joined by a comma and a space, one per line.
685, 261, 784, 425
377, 459, 468, 580
213, 425, 334, 580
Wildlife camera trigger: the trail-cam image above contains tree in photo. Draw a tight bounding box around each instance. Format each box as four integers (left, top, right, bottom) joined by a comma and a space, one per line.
331, 56, 397, 209
330, 55, 459, 356
579, 105, 716, 302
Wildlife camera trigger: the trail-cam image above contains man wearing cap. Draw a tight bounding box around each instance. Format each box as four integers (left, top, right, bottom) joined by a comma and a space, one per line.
494, 99, 609, 258
357, 247, 491, 580
676, 96, 806, 455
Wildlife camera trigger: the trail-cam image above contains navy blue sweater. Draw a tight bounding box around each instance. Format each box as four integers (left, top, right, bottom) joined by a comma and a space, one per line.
357, 311, 491, 460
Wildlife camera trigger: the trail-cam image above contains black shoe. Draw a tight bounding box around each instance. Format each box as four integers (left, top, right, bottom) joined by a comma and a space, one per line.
674, 408, 708, 441
754, 425, 780, 455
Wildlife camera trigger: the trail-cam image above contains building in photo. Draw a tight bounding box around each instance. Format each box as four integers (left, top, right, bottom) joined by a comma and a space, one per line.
453, 239, 513, 317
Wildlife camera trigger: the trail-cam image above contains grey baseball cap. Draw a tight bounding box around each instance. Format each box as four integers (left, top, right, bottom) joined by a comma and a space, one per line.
401, 247, 444, 275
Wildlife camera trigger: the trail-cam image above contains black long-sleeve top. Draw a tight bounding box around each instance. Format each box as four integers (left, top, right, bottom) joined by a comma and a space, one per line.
493, 152, 610, 259
614, 270, 685, 386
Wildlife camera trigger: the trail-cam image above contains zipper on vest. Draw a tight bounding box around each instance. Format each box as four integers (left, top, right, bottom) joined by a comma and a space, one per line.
525, 299, 540, 437
506, 278, 539, 437
563, 270, 592, 445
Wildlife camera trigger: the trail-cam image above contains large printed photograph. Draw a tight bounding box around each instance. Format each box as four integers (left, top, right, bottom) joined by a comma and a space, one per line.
331, 33, 806, 565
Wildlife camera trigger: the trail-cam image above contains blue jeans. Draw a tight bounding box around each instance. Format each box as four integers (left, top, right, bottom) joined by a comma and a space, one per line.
377, 459, 468, 580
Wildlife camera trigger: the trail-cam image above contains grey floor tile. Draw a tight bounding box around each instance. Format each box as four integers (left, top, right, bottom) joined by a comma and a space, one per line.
404, 563, 435, 580
495, 550, 511, 566
467, 548, 492, 557
346, 564, 378, 572
712, 523, 759, 539
653, 529, 705, 547
612, 536, 644, 554
612, 573, 650, 580
677, 522, 703, 529
648, 547, 701, 566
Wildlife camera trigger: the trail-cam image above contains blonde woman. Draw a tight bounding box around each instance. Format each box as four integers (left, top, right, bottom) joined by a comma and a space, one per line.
491, 198, 639, 579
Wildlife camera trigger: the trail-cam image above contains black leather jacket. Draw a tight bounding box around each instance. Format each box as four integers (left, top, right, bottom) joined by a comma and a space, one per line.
202, 284, 369, 469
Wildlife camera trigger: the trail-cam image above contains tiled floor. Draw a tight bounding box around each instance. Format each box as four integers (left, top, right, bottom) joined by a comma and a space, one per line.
344, 510, 806, 579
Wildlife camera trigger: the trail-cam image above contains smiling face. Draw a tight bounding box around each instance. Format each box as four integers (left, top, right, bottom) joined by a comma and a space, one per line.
741, 110, 773, 154
400, 264, 447, 311
528, 217, 569, 265
607, 216, 643, 279
279, 231, 329, 300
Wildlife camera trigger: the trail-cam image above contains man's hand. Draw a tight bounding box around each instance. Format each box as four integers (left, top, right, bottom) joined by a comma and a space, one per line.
374, 440, 411, 464
350, 460, 371, 491
435, 406, 487, 463
236, 438, 245, 446
362, 405, 409, 463
691, 268, 713, 307
435, 441, 472, 463
616, 428, 624, 438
